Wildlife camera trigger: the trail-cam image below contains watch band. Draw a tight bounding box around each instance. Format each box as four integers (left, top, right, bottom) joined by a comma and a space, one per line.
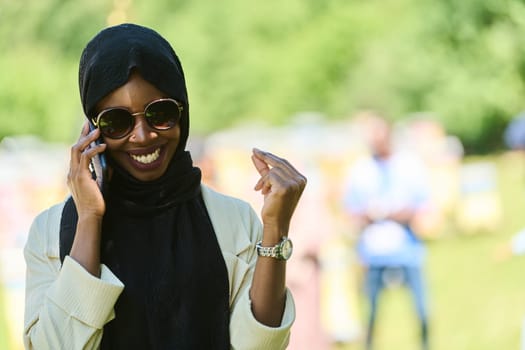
255, 236, 293, 260
256, 243, 280, 258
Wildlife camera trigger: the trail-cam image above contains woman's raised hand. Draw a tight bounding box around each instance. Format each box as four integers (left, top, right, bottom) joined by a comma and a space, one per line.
251, 148, 307, 240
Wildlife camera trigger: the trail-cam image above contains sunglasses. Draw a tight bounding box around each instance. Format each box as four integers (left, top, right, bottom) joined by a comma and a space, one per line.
92, 98, 183, 139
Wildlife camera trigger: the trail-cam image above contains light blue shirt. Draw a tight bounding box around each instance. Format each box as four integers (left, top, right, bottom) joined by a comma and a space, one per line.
344, 153, 430, 267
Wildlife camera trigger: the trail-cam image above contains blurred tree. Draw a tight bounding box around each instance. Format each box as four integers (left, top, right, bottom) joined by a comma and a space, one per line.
0, 0, 523, 153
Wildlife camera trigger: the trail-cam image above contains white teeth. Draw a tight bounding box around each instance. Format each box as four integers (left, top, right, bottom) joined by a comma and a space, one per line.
130, 148, 160, 164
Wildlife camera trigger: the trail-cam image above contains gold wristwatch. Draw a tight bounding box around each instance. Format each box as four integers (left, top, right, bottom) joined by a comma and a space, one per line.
256, 237, 293, 260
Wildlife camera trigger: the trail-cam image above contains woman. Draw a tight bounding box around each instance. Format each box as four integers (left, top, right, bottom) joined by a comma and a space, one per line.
23, 23, 306, 349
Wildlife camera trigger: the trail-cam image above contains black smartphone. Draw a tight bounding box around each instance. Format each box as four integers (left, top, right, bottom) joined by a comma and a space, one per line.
88, 123, 108, 191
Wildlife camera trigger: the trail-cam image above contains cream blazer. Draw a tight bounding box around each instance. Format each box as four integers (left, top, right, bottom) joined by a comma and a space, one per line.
24, 185, 294, 350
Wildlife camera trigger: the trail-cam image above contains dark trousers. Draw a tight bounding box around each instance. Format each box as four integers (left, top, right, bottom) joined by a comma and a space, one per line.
364, 265, 429, 350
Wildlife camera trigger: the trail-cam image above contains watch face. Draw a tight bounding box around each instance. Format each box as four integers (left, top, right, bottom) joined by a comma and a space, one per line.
280, 238, 293, 260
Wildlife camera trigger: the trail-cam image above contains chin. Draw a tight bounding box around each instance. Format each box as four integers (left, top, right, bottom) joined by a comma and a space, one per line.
131, 168, 167, 182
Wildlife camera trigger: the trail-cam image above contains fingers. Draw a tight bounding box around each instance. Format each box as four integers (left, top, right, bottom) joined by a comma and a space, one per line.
252, 148, 290, 174
68, 123, 106, 189
251, 152, 270, 177
252, 148, 307, 195
252, 148, 295, 171
252, 148, 307, 188
70, 123, 105, 168
70, 122, 89, 165
255, 167, 287, 194
252, 148, 306, 181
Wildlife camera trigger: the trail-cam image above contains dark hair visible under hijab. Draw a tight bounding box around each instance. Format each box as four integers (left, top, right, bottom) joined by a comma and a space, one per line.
60, 23, 230, 349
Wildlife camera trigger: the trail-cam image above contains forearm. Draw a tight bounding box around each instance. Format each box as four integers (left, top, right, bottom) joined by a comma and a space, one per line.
386, 208, 415, 225
248, 148, 305, 327
354, 213, 373, 230
69, 215, 103, 277
249, 226, 287, 327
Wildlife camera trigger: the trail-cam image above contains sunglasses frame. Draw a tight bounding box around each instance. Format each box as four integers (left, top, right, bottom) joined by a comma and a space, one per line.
91, 98, 183, 139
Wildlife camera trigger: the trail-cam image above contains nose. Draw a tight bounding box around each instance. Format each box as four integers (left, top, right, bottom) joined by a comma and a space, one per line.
129, 116, 157, 143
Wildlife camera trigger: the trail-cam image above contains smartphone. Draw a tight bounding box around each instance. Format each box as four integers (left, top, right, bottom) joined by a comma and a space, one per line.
88, 123, 108, 191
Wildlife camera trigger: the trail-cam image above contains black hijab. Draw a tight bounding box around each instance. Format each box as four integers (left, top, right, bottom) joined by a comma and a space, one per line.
60, 23, 230, 349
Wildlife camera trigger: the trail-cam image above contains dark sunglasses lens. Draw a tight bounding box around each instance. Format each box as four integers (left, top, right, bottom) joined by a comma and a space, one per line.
145, 100, 181, 130
98, 109, 134, 138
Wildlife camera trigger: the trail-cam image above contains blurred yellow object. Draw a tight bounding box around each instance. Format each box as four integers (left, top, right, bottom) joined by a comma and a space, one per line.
456, 162, 502, 234
457, 192, 503, 233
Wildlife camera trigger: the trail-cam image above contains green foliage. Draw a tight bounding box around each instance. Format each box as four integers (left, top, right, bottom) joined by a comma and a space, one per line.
0, 49, 81, 141
0, 0, 524, 153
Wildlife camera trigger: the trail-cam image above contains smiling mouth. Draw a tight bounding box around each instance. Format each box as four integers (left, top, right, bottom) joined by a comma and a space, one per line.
129, 148, 161, 164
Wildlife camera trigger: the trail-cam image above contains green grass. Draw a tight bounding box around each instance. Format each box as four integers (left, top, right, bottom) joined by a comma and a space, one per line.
335, 153, 525, 350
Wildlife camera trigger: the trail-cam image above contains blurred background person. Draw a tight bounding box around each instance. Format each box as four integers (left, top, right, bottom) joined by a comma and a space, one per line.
503, 112, 525, 153
343, 113, 432, 350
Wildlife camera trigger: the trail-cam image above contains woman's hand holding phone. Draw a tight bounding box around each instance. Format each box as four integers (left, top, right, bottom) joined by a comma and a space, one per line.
67, 122, 107, 219
67, 122, 108, 276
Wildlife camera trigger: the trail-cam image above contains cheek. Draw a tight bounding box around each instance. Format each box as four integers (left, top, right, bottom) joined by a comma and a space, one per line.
104, 139, 126, 158
168, 127, 182, 148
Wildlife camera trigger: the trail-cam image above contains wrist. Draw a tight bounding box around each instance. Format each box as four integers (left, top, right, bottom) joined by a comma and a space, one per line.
77, 210, 104, 222
76, 214, 104, 234
256, 236, 293, 260
70, 214, 103, 277
262, 222, 289, 244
